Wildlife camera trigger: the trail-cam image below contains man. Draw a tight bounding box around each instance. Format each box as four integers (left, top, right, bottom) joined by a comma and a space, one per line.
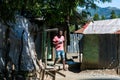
53, 30, 66, 70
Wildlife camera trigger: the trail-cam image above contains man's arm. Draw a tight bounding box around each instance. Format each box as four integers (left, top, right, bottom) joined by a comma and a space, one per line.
53, 36, 59, 45
53, 41, 59, 45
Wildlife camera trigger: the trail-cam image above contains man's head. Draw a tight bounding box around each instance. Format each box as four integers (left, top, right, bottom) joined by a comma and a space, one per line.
58, 30, 63, 36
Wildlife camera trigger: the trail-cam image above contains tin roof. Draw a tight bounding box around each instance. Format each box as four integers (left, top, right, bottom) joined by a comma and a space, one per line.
74, 23, 89, 33
75, 18, 120, 34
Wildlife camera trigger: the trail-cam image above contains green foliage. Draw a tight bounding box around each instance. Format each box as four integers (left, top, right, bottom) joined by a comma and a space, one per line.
69, 25, 75, 32
101, 15, 106, 20
70, 10, 89, 26
0, 0, 112, 26
118, 15, 120, 18
110, 10, 117, 19
93, 13, 100, 21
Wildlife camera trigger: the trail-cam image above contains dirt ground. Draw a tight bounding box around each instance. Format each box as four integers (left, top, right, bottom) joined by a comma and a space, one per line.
47, 59, 120, 80
56, 68, 120, 80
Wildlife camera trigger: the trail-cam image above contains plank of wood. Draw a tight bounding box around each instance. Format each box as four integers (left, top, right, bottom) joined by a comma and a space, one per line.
56, 71, 66, 77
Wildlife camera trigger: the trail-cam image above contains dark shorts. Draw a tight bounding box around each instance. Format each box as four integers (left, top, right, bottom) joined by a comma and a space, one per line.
56, 50, 65, 59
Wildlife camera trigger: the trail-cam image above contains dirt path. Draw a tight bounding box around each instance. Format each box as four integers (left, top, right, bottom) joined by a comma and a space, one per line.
56, 69, 120, 80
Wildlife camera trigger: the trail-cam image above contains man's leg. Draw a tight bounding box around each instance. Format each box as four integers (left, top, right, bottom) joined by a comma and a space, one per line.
54, 51, 61, 65
61, 51, 67, 70
63, 59, 67, 70
54, 58, 61, 65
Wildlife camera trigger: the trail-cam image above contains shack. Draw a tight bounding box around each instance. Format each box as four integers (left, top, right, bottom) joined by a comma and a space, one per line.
75, 18, 120, 69
0, 16, 69, 79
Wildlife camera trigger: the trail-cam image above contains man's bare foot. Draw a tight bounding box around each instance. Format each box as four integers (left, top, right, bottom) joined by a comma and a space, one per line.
63, 68, 67, 71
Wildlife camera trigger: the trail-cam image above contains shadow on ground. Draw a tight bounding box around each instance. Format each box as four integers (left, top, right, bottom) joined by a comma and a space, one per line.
66, 59, 81, 73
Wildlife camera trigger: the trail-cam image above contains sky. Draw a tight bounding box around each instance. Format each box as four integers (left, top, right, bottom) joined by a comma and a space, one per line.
96, 0, 120, 9
77, 0, 120, 10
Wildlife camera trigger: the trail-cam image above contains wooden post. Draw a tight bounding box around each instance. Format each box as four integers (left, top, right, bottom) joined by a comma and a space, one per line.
45, 28, 58, 61
45, 47, 48, 68
64, 30, 67, 53
51, 71, 56, 80
42, 70, 45, 80
64, 30, 68, 60
52, 47, 55, 61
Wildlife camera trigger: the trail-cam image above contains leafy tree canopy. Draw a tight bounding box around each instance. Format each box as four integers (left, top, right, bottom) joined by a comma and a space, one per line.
101, 15, 106, 20
0, 0, 112, 25
110, 10, 117, 19
93, 13, 100, 21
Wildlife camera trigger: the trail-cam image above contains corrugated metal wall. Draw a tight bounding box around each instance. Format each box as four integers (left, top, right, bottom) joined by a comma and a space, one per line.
67, 33, 83, 53
83, 35, 99, 64
82, 34, 118, 69
67, 34, 119, 69
99, 34, 118, 68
